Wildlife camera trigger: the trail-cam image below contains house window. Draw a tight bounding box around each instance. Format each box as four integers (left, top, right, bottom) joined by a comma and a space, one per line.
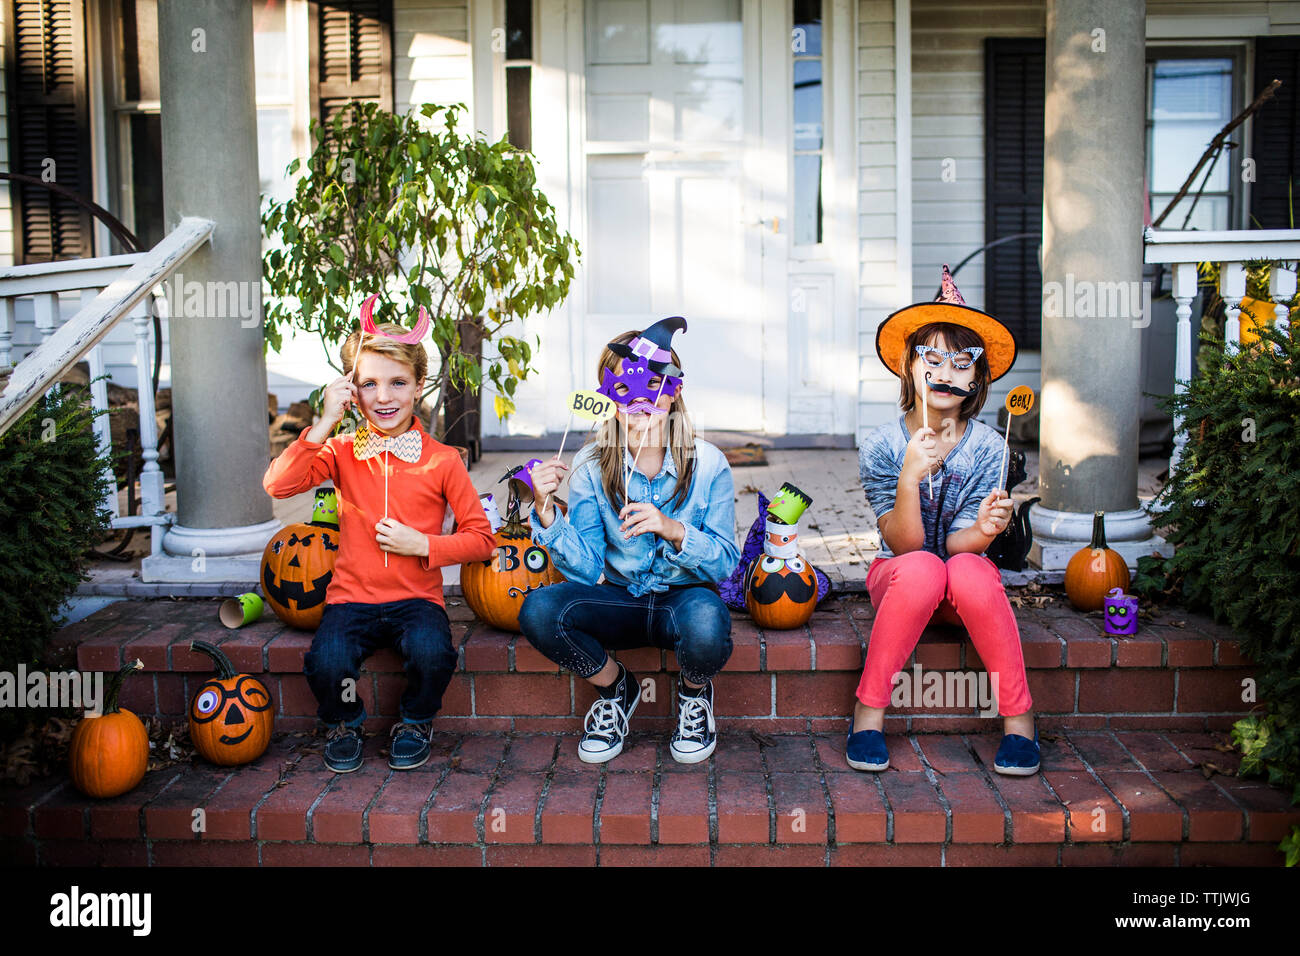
504, 0, 533, 151
792, 0, 823, 247
1145, 54, 1239, 230
104, 1, 306, 253
108, 0, 164, 254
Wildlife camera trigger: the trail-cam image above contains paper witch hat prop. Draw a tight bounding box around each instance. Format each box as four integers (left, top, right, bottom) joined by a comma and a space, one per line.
608, 316, 687, 378
875, 265, 1017, 381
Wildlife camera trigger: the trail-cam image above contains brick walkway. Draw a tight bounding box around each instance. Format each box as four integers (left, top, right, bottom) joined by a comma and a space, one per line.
4, 727, 1295, 867
3, 591, 1297, 867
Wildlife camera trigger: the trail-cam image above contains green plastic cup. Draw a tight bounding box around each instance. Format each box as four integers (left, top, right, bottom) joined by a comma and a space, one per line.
767, 482, 812, 525
219, 592, 264, 629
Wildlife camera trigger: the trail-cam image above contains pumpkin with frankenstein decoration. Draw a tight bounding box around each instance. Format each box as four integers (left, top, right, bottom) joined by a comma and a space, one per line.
261, 487, 341, 629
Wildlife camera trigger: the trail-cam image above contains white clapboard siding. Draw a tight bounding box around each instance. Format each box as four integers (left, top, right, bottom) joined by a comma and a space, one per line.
856, 0, 905, 442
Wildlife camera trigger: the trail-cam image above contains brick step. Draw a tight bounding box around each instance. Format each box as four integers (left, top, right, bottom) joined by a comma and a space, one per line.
52, 596, 1257, 733
2, 729, 1294, 867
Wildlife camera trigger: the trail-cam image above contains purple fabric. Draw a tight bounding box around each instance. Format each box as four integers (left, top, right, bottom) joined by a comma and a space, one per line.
719, 491, 832, 612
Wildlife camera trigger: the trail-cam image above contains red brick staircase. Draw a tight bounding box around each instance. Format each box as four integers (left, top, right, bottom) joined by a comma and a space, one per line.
2, 595, 1296, 866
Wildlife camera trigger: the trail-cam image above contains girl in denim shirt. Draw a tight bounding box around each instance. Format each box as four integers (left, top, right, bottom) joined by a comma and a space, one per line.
519, 320, 741, 765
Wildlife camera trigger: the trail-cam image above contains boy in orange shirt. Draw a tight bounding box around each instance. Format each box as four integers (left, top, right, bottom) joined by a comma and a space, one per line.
263, 323, 495, 772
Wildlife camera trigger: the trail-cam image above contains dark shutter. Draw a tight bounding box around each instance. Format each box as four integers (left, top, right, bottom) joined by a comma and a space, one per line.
1250, 37, 1300, 229
5, 0, 94, 263
984, 38, 1044, 350
309, 0, 394, 128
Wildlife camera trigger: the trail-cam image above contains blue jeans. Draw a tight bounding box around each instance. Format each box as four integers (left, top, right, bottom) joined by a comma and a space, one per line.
304, 598, 457, 727
518, 582, 732, 686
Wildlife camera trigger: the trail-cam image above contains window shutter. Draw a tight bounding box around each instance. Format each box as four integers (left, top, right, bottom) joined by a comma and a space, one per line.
984, 38, 1044, 351
1250, 37, 1300, 229
309, 0, 394, 129
5, 0, 94, 263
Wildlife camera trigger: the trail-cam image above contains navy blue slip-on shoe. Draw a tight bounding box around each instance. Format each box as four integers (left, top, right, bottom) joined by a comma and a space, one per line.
389, 720, 433, 770
324, 723, 364, 773
845, 722, 890, 772
994, 731, 1040, 776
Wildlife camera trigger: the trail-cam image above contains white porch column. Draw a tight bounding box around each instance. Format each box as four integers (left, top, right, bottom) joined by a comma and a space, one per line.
141, 0, 279, 582
1030, 0, 1168, 570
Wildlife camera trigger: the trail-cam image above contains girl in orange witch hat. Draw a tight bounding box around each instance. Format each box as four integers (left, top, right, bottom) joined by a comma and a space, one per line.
848, 266, 1038, 775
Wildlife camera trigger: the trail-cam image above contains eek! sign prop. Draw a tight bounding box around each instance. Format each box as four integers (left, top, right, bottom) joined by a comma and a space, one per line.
998, 385, 1036, 491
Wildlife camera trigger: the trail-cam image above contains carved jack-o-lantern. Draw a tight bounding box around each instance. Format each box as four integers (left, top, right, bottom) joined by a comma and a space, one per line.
744, 554, 817, 630
188, 641, 274, 766
261, 520, 340, 630
460, 513, 564, 632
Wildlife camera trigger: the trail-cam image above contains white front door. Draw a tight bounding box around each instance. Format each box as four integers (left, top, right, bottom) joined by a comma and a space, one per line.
581, 0, 763, 430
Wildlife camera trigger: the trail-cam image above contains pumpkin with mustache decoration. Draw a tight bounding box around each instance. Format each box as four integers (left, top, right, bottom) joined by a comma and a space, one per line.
743, 554, 818, 630
187, 641, 274, 765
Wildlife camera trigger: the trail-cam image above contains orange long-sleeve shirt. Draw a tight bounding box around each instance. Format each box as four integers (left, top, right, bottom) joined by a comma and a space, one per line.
262, 417, 495, 608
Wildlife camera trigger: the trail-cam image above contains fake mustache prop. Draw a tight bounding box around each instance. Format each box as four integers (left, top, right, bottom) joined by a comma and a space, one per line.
621, 399, 668, 416
924, 372, 976, 397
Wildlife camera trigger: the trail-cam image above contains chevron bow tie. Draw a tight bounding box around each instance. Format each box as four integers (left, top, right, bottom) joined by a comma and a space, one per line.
352, 424, 423, 463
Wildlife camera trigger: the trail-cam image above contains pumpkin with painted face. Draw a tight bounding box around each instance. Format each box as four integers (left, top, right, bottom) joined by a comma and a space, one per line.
460, 511, 564, 632
187, 641, 274, 766
261, 517, 340, 630
744, 554, 817, 630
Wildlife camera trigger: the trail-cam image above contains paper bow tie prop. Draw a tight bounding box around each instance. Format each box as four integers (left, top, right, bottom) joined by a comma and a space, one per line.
352, 424, 423, 463
359, 293, 431, 344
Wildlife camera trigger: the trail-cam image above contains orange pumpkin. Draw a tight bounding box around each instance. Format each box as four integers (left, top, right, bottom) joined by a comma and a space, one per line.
68, 659, 149, 799
261, 519, 340, 630
460, 512, 565, 632
1064, 511, 1131, 611
744, 554, 817, 629
187, 641, 274, 766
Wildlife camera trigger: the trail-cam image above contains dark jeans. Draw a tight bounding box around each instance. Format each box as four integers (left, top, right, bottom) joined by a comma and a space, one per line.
304, 598, 457, 727
517, 581, 733, 686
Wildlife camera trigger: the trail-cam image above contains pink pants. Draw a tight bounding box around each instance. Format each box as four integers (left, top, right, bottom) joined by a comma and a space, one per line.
857, 551, 1033, 716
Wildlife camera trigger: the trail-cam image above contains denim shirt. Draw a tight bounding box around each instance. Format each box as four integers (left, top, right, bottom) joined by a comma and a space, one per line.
528, 438, 740, 596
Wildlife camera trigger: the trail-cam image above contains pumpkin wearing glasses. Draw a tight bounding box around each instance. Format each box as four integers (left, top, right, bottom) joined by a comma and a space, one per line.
187, 641, 274, 765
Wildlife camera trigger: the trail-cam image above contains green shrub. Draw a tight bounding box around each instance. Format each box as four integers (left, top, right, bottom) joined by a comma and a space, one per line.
1149, 323, 1300, 839
0, 383, 115, 672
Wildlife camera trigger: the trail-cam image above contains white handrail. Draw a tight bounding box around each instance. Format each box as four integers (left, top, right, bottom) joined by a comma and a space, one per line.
0, 217, 213, 435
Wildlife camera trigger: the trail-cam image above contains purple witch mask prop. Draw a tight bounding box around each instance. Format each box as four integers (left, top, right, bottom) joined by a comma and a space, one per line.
596, 358, 682, 416
1103, 587, 1139, 636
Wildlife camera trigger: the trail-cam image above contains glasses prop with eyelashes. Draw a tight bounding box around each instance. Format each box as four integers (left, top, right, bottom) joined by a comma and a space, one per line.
914, 344, 984, 370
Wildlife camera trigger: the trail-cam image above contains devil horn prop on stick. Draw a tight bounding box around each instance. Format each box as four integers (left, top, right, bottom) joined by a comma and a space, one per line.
359, 293, 431, 344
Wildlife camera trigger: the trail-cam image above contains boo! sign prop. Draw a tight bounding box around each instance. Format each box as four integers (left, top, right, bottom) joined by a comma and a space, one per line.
569, 389, 616, 422
1005, 385, 1035, 416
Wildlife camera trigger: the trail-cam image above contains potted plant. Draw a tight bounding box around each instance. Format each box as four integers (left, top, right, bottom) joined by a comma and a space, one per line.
261, 101, 580, 444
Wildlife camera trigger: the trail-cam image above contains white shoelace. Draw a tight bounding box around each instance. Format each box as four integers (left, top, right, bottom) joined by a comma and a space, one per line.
675, 694, 714, 742
583, 696, 630, 743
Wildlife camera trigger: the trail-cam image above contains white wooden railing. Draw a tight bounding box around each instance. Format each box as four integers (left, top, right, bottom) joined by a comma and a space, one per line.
0, 218, 215, 557
1143, 227, 1300, 481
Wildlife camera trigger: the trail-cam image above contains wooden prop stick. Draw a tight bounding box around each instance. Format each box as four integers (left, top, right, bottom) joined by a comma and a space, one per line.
627, 375, 668, 504
998, 428, 1011, 495
921, 374, 933, 501
539, 410, 574, 518
383, 450, 389, 568
1000, 386, 1036, 497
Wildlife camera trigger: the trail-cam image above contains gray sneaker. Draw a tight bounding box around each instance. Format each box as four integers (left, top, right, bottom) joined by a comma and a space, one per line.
324, 723, 364, 773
